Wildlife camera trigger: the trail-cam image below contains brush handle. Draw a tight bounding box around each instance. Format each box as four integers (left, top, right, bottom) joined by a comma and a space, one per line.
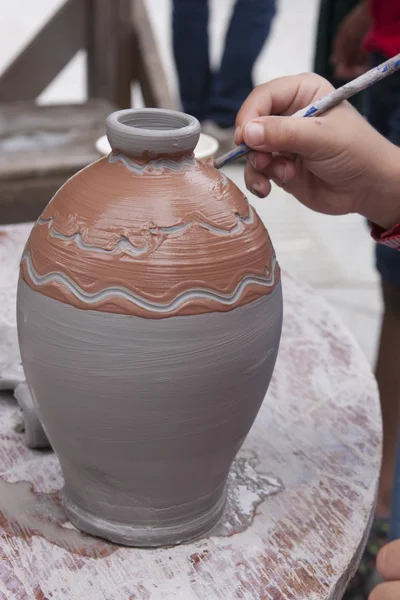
214, 52, 400, 169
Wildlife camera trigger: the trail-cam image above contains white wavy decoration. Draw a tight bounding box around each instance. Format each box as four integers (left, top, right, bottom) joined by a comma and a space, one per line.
38, 218, 147, 256
150, 206, 254, 236
108, 152, 196, 173
37, 207, 255, 255
22, 252, 277, 314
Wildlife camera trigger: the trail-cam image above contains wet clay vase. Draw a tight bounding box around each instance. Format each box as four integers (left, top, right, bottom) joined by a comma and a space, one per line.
17, 109, 283, 547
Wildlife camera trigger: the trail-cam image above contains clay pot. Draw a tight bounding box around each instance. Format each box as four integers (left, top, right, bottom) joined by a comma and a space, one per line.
17, 108, 282, 547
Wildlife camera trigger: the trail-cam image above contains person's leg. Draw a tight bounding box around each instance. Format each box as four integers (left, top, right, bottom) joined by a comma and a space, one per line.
172, 0, 211, 122
359, 51, 400, 535
368, 60, 400, 525
343, 54, 400, 599
377, 101, 400, 536
390, 436, 400, 540
207, 0, 276, 129
375, 274, 400, 521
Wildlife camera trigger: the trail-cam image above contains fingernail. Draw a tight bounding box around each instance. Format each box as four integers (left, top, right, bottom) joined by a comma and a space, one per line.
251, 182, 264, 198
248, 152, 257, 169
245, 122, 264, 146
272, 163, 287, 183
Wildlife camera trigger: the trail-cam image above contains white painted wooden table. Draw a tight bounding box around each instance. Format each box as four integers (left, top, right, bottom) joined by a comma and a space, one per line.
0, 223, 381, 600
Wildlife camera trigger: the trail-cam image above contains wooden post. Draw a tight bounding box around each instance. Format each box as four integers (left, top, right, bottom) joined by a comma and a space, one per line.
132, 0, 176, 109
87, 0, 134, 109
0, 0, 175, 109
0, 0, 86, 103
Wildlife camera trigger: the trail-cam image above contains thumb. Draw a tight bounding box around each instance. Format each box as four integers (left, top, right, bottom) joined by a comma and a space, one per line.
377, 540, 400, 581
243, 116, 331, 159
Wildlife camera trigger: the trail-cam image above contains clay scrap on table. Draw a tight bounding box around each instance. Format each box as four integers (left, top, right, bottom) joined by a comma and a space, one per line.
14, 383, 50, 450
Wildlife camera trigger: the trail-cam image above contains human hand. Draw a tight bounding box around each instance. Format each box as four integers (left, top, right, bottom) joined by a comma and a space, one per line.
330, 0, 371, 80
235, 73, 400, 230
369, 540, 400, 599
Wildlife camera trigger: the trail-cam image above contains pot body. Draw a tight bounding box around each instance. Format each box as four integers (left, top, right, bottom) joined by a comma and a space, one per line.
17, 108, 283, 546
17, 279, 281, 546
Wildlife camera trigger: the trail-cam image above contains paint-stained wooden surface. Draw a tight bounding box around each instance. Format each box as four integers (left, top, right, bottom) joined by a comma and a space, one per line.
0, 223, 381, 599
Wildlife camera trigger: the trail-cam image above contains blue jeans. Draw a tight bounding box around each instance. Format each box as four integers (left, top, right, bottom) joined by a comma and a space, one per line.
172, 0, 276, 128
364, 53, 400, 540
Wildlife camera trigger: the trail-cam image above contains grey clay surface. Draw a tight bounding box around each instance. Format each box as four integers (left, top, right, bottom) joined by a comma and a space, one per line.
17, 279, 282, 546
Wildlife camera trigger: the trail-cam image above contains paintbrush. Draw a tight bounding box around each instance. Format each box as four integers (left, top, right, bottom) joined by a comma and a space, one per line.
214, 52, 400, 169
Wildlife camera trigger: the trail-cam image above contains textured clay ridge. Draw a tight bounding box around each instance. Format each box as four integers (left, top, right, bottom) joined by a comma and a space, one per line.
22, 154, 279, 318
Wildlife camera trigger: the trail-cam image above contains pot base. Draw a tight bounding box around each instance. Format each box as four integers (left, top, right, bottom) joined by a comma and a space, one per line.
62, 487, 227, 548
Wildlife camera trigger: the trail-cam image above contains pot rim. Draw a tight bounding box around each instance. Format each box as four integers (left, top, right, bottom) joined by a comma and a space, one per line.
106, 108, 201, 157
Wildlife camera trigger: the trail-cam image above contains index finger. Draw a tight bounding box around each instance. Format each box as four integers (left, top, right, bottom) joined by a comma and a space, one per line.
235, 73, 334, 142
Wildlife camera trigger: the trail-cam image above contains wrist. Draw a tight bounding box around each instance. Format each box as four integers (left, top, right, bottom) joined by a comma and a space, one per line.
359, 143, 400, 230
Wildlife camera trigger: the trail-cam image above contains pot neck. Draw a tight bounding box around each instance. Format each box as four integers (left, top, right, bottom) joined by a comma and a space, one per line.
106, 108, 200, 160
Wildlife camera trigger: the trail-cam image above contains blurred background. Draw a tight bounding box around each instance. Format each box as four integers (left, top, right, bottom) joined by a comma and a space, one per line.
0, 0, 380, 364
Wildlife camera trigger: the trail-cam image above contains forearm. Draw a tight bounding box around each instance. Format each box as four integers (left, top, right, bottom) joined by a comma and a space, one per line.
344, 0, 371, 31
359, 0, 371, 22
352, 0, 372, 36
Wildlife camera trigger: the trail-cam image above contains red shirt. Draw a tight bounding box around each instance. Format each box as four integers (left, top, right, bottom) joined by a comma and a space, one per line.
364, 0, 400, 57
365, 1, 400, 246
